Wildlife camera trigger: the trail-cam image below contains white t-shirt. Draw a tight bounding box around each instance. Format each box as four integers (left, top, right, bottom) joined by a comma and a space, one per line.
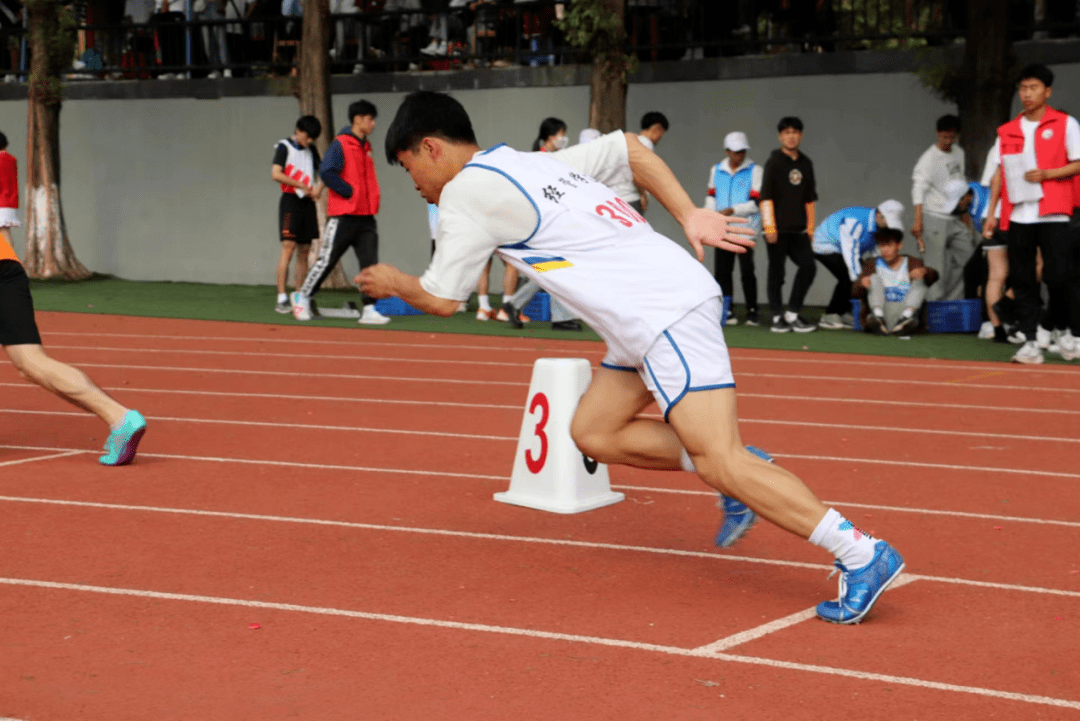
637, 134, 655, 152
911, 144, 966, 218
421, 132, 720, 365
980, 144, 1002, 220
989, 114, 1080, 224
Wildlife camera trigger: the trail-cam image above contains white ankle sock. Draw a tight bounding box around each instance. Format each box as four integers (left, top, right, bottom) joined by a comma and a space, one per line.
872, 307, 884, 318
478, 296, 491, 311
679, 448, 696, 473
809, 508, 878, 569
277, 292, 288, 303
784, 310, 798, 323
901, 307, 915, 319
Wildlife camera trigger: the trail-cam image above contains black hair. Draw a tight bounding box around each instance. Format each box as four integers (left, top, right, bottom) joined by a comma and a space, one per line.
531, 117, 567, 151
936, 114, 961, 132
777, 116, 803, 132
0, 132, 7, 151
640, 111, 669, 132
1018, 63, 1054, 88
295, 115, 322, 139
874, 228, 904, 243
348, 99, 378, 122
384, 91, 478, 164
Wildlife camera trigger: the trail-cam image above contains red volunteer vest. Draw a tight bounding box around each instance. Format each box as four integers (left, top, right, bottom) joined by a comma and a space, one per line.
327, 133, 381, 217
997, 106, 1075, 229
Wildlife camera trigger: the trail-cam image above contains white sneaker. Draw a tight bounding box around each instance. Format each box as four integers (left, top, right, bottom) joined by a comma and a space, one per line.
978, 321, 995, 339
1011, 340, 1044, 365
1036, 325, 1052, 350
207, 71, 221, 79
476, 309, 492, 321
1048, 329, 1064, 354
1057, 331, 1080, 361
818, 312, 844, 329
1007, 330, 1027, 345
223, 69, 232, 78
291, 292, 312, 322
456, 301, 468, 313
359, 304, 391, 325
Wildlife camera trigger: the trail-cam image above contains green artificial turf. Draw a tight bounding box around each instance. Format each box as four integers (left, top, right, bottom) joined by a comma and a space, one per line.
27, 275, 1068, 364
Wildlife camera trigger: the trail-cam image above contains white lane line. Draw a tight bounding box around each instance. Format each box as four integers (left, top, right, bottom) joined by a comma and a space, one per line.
692, 574, 920, 655
0, 382, 523, 410
0, 409, 514, 443
4, 407, 1074, 448
47, 345, 535, 369
2, 494, 1078, 598
1, 575, 1077, 711
773, 452, 1080, 479
12, 362, 1075, 397
609, 485, 1080, 529
4, 382, 1074, 417
69, 363, 529, 386
38, 330, 1080, 376
0, 450, 83, 468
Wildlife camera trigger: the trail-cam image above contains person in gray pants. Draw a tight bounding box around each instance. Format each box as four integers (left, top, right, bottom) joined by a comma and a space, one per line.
853, 228, 939, 337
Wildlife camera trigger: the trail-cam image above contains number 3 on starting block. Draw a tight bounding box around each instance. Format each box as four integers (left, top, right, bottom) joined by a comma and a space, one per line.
494, 358, 625, 514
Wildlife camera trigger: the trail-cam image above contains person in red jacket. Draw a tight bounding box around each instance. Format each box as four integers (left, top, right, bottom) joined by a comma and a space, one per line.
983, 64, 1080, 364
292, 100, 390, 325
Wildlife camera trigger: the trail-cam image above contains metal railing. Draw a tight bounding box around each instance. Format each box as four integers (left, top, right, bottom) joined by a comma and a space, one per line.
0, 0, 1074, 82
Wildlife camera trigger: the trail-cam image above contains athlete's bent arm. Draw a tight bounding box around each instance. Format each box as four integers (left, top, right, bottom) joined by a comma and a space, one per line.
357, 264, 460, 316
623, 132, 755, 262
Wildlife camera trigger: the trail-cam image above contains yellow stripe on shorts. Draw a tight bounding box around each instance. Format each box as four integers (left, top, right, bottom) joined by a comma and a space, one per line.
531, 259, 573, 272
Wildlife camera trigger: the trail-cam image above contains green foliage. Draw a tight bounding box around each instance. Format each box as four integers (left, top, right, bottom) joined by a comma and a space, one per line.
554, 0, 637, 79
915, 47, 961, 103
27, 0, 77, 104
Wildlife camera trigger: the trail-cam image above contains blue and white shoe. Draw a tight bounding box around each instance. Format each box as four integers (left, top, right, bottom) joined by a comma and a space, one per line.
713, 446, 772, 548
291, 292, 312, 322
99, 410, 147, 466
816, 540, 905, 624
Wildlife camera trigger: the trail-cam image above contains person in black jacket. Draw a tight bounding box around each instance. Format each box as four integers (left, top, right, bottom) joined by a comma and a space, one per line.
759, 116, 818, 333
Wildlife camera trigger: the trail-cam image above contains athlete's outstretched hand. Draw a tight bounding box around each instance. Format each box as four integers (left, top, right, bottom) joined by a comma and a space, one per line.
683, 208, 756, 262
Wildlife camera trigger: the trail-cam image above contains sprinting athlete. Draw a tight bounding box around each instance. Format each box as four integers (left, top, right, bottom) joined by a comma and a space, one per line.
359, 91, 905, 624
0, 236, 146, 465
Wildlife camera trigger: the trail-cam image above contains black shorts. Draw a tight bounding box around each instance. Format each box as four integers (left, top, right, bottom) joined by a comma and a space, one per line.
279, 193, 318, 245
0, 259, 42, 346
982, 230, 1007, 252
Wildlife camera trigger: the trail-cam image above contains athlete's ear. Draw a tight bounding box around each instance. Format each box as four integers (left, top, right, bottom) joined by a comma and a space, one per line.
422, 136, 440, 159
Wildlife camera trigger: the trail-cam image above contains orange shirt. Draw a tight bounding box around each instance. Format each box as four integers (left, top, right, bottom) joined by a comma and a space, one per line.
0, 233, 18, 263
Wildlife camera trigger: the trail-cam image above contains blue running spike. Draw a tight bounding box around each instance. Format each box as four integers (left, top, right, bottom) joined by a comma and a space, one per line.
99, 410, 147, 466
713, 446, 772, 548
816, 540, 906, 624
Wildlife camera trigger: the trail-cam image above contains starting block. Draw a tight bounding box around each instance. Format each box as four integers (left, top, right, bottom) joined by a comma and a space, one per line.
314, 301, 361, 319
494, 358, 624, 514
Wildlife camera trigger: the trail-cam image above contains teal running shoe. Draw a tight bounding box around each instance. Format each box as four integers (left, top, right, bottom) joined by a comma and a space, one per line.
713, 445, 771, 548
816, 540, 905, 624
99, 410, 147, 466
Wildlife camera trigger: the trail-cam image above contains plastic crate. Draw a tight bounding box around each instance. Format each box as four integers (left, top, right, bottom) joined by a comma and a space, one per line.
374, 296, 424, 316
850, 299, 862, 331
927, 299, 982, 333
522, 291, 552, 322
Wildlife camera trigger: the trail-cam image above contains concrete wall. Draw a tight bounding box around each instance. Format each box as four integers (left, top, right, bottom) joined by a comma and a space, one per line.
1, 59, 1078, 306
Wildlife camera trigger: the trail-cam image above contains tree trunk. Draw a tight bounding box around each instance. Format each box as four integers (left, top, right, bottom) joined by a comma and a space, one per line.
958, 0, 1015, 179
24, 0, 90, 280
588, 0, 626, 133
297, 0, 349, 289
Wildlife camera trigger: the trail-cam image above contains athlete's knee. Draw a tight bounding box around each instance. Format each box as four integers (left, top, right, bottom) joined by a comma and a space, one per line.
570, 420, 618, 464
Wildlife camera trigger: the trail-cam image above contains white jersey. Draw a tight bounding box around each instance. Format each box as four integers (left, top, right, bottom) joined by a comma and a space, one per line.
422, 135, 720, 365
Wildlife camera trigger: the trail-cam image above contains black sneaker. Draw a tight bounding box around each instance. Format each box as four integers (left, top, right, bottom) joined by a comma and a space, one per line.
891, 315, 918, 336
789, 315, 816, 333
551, 319, 583, 332
744, 308, 760, 326
502, 302, 523, 329
864, 313, 888, 335
770, 315, 791, 333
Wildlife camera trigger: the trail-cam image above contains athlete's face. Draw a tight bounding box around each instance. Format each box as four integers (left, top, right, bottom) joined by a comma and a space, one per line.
877, 239, 901, 264
397, 139, 451, 204
778, 127, 802, 151
725, 149, 746, 167
1018, 78, 1051, 113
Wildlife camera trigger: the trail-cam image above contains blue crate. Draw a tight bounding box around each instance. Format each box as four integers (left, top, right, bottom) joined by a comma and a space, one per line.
374, 296, 424, 316
850, 299, 862, 331
927, 299, 982, 333
522, 291, 552, 322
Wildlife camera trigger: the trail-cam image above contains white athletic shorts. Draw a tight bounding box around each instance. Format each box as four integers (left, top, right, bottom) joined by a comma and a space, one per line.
601, 297, 735, 420
0, 208, 20, 228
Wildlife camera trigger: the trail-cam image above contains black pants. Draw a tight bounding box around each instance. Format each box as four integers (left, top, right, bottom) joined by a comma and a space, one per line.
713, 246, 757, 311
300, 215, 378, 305
813, 252, 854, 315
767, 232, 816, 317
1007, 221, 1077, 336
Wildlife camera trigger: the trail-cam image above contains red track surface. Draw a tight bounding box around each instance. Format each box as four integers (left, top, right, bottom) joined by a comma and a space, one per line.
1, 311, 1079, 719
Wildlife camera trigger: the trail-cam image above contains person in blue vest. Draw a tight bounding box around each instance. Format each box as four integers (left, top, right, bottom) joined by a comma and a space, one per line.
812, 200, 905, 329
704, 131, 761, 325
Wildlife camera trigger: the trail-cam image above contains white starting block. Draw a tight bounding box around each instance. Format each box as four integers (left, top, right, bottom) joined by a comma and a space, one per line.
494, 358, 624, 514
313, 300, 361, 319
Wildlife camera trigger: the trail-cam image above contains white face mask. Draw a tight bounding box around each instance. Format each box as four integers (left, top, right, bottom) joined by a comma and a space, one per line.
553, 135, 569, 150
